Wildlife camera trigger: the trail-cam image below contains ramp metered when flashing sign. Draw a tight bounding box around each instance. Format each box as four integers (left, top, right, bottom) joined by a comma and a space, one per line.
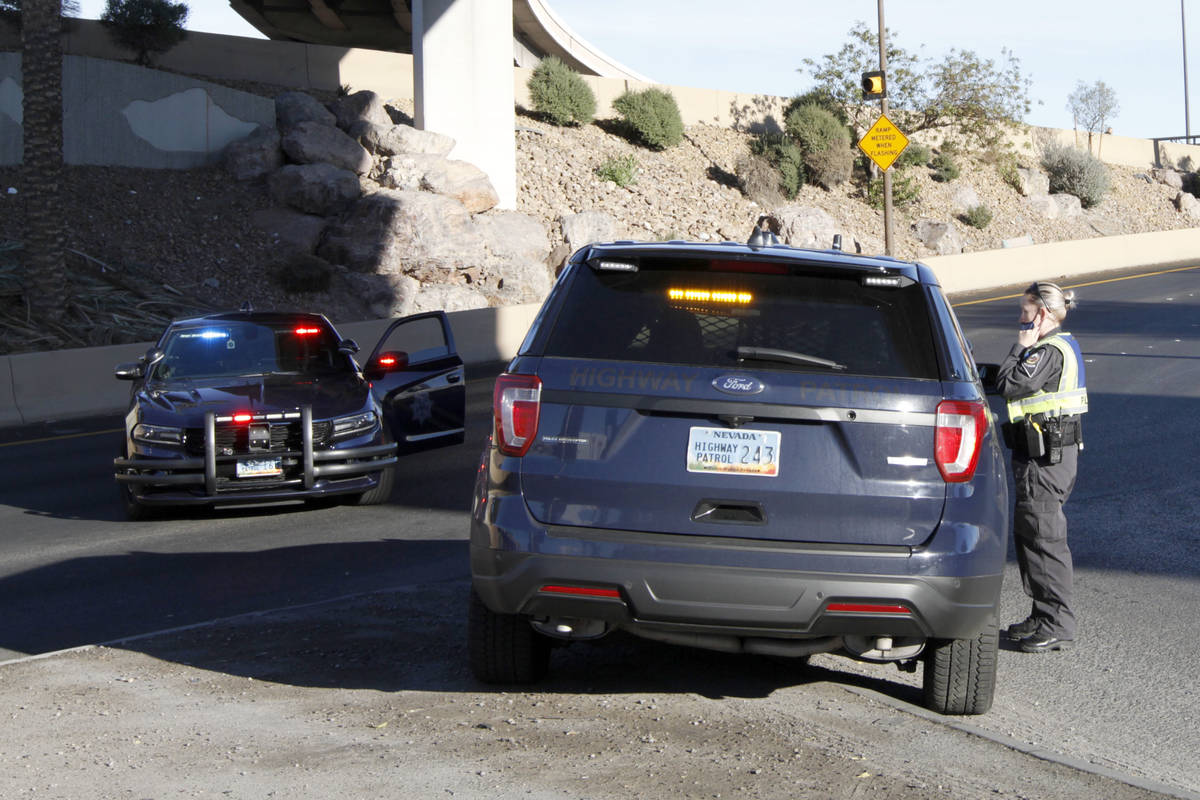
858, 114, 910, 171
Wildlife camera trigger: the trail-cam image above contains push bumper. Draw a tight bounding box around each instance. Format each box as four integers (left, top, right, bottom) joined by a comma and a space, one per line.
115, 407, 397, 505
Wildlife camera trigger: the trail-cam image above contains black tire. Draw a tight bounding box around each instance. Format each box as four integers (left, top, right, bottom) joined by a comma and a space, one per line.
468, 589, 550, 684
352, 464, 395, 506
922, 627, 999, 715
120, 483, 152, 521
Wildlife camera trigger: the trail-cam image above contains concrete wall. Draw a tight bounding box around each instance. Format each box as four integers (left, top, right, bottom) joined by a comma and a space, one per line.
0, 53, 275, 168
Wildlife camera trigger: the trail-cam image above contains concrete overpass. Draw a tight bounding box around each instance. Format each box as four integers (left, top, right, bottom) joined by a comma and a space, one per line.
227, 1, 648, 209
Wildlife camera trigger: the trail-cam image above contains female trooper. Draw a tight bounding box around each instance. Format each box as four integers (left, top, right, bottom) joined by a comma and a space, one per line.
996, 281, 1088, 653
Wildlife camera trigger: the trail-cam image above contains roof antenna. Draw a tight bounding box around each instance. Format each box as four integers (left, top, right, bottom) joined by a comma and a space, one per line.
832, 234, 843, 251
747, 215, 779, 249
240, 301, 254, 313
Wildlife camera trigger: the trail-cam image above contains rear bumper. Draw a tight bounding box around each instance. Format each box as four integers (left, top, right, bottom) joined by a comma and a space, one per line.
471, 494, 1004, 642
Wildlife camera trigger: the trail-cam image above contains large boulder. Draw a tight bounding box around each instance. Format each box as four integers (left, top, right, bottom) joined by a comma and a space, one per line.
222, 126, 283, 181
1015, 167, 1050, 197
1175, 190, 1200, 220
267, 163, 361, 216
476, 211, 552, 303
252, 207, 328, 255
281, 121, 373, 175
1027, 194, 1060, 220
913, 219, 964, 255
330, 90, 391, 132
1052, 193, 1083, 219
348, 121, 454, 157
559, 210, 618, 249
317, 189, 483, 277
1152, 168, 1185, 190
378, 153, 445, 191
335, 271, 421, 319
419, 158, 500, 214
765, 206, 860, 251
275, 91, 336, 130
950, 183, 981, 214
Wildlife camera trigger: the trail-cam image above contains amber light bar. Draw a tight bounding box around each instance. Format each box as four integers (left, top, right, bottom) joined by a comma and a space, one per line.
667, 288, 753, 304
827, 602, 911, 614
540, 585, 622, 599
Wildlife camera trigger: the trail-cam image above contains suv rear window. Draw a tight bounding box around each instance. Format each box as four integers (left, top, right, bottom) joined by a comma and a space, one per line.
544, 257, 940, 379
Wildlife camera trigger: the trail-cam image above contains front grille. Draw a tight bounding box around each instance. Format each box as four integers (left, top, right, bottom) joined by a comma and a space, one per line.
185, 419, 333, 456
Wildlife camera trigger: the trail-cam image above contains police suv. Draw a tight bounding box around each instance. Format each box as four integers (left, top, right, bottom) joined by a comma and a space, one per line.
468, 229, 1010, 715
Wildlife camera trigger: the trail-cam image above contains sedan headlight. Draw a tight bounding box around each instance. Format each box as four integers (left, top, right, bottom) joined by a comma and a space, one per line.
331, 411, 379, 440
132, 423, 184, 445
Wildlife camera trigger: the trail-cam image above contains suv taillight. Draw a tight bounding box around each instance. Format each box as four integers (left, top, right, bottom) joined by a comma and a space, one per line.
935, 400, 987, 483
494, 373, 542, 457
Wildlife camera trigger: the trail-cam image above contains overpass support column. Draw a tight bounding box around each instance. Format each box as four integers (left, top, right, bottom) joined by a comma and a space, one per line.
412, 0, 516, 209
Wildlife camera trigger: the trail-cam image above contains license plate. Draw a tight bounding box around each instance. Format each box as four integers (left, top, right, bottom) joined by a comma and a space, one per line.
686, 426, 780, 477
236, 457, 282, 478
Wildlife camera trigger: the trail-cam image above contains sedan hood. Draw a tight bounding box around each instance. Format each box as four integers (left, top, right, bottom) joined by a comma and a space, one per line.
132, 374, 370, 427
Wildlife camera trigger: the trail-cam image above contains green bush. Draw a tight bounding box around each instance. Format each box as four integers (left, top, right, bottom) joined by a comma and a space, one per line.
750, 133, 804, 199
962, 204, 993, 229
895, 143, 932, 170
996, 153, 1023, 193
1040, 141, 1110, 208
100, 0, 188, 66
930, 151, 960, 182
528, 56, 596, 126
867, 174, 921, 209
613, 88, 683, 150
595, 154, 638, 187
783, 88, 849, 126
735, 153, 784, 206
784, 104, 853, 189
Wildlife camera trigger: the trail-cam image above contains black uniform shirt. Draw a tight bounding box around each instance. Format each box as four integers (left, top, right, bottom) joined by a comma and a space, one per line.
996, 330, 1065, 402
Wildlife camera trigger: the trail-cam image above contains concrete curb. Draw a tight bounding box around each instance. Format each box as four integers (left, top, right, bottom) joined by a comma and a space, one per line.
0, 229, 1195, 427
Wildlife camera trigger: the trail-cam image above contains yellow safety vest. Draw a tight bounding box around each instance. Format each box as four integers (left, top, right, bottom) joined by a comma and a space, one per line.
1006, 333, 1089, 423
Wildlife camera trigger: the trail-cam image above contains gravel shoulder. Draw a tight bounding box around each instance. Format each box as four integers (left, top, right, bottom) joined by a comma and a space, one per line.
0, 580, 1182, 800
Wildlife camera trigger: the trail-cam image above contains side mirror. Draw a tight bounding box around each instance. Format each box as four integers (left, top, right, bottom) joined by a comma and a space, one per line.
338, 338, 360, 355
144, 347, 165, 366
365, 350, 408, 379
114, 362, 143, 380
976, 362, 1001, 394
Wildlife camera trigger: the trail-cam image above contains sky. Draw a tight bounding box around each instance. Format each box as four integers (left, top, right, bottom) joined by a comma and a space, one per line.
74, 0, 1199, 140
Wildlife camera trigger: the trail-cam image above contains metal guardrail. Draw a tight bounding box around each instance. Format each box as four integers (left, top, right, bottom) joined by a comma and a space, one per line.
1151, 135, 1200, 166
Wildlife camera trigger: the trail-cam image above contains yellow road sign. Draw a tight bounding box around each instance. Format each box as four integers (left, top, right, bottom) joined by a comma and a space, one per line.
858, 113, 909, 172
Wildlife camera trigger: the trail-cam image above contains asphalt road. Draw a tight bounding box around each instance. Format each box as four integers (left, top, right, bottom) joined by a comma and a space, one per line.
1, 265, 1197, 797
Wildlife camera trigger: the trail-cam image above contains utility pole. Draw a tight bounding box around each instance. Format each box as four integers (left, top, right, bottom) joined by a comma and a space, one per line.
1184, 0, 1191, 140
878, 0, 894, 255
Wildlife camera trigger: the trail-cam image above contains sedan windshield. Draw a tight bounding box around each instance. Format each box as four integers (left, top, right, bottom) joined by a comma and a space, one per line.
151, 320, 347, 380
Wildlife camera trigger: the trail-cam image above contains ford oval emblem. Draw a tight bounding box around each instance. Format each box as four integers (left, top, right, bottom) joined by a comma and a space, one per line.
712, 375, 764, 395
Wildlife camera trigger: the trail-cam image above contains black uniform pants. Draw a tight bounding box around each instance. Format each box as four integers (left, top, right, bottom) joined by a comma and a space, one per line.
1012, 445, 1078, 639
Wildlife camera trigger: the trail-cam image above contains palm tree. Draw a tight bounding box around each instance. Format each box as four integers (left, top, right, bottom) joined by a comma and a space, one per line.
20, 0, 67, 326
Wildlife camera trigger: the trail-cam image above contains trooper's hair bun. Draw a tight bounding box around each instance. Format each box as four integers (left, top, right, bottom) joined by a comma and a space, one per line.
1026, 281, 1075, 321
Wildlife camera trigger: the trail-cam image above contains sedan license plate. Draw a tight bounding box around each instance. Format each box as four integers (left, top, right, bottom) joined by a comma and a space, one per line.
236, 457, 282, 478
686, 426, 780, 477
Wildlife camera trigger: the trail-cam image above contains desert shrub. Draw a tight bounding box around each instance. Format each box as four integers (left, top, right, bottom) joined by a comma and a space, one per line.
1040, 141, 1110, 207
750, 133, 805, 199
100, 0, 188, 66
867, 174, 921, 209
783, 88, 849, 126
528, 56, 596, 126
930, 151, 960, 182
996, 153, 1023, 193
613, 88, 683, 150
895, 143, 932, 170
735, 153, 785, 206
595, 154, 638, 187
962, 204, 993, 229
785, 104, 853, 188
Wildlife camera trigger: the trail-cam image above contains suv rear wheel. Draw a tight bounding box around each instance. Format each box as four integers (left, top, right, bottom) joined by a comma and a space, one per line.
922, 628, 999, 715
468, 589, 550, 684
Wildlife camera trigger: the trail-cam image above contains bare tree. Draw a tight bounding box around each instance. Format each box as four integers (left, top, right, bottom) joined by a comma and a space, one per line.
1067, 80, 1120, 157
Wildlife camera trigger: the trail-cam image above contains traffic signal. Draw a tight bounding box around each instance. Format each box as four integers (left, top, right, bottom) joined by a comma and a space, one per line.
862, 71, 886, 99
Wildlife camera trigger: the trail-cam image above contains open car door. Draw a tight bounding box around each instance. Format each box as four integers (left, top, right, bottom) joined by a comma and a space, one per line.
364, 311, 466, 453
